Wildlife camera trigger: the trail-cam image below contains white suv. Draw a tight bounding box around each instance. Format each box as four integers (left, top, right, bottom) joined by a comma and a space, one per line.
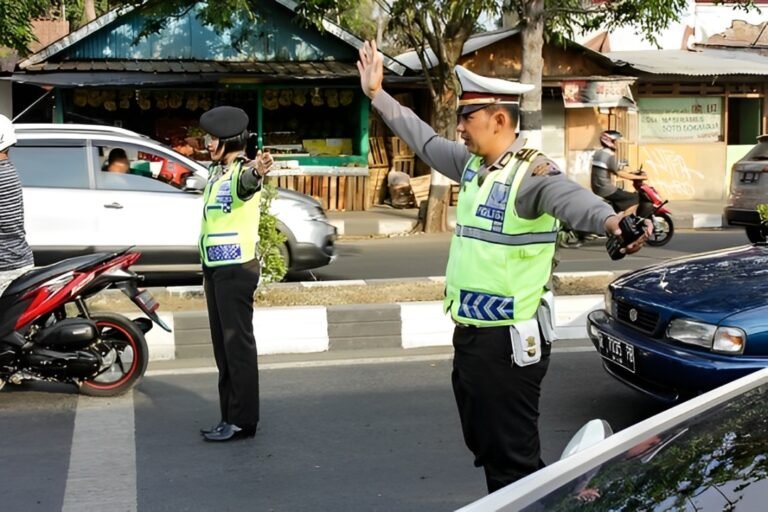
11, 124, 336, 283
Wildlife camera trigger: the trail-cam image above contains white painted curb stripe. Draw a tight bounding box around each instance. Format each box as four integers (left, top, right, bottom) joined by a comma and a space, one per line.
399, 301, 455, 349
137, 295, 606, 361
120, 311, 174, 362
398, 296, 604, 349
63, 393, 136, 512
254, 306, 329, 355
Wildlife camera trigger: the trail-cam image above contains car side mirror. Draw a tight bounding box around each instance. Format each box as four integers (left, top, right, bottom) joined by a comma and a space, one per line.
183, 175, 206, 193
559, 419, 613, 460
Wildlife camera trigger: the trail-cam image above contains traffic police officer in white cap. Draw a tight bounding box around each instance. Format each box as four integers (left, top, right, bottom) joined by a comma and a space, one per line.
357, 41, 650, 492
197, 106, 273, 442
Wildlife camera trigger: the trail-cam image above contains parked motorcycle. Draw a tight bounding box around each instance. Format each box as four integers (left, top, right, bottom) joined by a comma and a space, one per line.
0, 249, 170, 397
559, 167, 674, 248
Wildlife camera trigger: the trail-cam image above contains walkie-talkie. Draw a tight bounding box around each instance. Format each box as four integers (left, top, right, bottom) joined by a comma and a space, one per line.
606, 201, 668, 260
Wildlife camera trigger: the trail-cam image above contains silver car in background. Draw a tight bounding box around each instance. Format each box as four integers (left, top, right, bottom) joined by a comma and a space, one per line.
725, 134, 768, 243
12, 123, 336, 284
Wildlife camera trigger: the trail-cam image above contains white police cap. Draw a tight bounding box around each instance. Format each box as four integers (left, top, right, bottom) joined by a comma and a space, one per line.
455, 65, 534, 115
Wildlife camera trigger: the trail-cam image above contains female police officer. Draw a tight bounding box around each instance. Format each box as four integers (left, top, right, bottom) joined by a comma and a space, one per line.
197, 106, 273, 442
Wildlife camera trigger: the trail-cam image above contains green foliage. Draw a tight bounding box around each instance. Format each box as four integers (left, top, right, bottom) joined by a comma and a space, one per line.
258, 183, 288, 285
62, 0, 112, 30
0, 0, 48, 53
757, 203, 768, 225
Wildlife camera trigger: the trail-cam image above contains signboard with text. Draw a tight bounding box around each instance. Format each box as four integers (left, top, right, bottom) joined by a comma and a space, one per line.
561, 80, 636, 109
638, 97, 723, 142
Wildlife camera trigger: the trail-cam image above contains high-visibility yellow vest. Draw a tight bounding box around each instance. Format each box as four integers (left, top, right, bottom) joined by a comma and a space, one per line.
199, 159, 261, 267
444, 148, 559, 326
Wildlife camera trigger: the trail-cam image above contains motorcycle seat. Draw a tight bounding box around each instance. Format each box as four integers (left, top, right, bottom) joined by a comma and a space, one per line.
4, 252, 118, 297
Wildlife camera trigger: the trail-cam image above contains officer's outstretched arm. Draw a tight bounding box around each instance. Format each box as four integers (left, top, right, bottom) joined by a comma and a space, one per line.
358, 40, 469, 182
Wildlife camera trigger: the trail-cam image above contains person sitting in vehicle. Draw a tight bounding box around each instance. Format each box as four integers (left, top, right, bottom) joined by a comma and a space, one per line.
104, 148, 130, 174
591, 130, 646, 214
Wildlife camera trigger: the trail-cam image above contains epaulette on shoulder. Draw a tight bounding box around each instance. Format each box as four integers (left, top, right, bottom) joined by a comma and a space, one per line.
515, 148, 539, 163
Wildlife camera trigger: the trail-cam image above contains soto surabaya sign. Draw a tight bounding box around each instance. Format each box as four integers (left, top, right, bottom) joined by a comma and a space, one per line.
639, 97, 723, 142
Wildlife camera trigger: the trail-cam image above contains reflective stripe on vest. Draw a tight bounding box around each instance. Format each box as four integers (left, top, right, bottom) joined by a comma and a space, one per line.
454, 224, 558, 245
199, 160, 262, 267
444, 148, 559, 327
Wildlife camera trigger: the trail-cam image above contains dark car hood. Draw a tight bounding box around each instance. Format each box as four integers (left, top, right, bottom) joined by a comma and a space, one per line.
613, 245, 768, 316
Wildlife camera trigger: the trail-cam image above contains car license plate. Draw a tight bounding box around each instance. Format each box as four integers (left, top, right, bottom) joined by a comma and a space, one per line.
598, 333, 636, 373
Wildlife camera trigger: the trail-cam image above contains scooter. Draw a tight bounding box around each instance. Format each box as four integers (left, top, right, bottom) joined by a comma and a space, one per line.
0, 248, 170, 396
631, 168, 674, 247
559, 166, 673, 248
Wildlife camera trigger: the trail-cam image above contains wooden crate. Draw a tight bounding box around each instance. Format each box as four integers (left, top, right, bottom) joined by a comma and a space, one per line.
267, 175, 370, 212
366, 167, 388, 208
410, 175, 431, 206
450, 183, 460, 205
368, 136, 388, 168
391, 156, 415, 176
388, 136, 414, 158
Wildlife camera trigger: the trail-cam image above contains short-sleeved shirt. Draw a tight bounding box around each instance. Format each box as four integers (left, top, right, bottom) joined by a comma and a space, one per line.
0, 159, 34, 271
591, 148, 618, 197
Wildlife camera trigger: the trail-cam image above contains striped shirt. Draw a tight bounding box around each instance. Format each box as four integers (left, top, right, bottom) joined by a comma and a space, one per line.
0, 159, 34, 270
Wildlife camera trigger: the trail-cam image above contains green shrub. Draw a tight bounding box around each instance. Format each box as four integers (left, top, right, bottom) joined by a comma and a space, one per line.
757, 204, 768, 225
258, 183, 288, 284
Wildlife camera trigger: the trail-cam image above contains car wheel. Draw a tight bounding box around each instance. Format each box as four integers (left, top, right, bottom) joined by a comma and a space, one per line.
278, 241, 291, 270
746, 226, 767, 244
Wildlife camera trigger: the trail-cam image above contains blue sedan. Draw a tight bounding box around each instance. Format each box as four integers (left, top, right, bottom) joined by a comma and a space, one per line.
587, 244, 768, 402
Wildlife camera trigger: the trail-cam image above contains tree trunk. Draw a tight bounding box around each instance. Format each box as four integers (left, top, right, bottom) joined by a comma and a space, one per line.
420, 34, 466, 234
422, 93, 457, 233
519, 0, 544, 150
84, 0, 97, 23
501, 0, 520, 29
375, 11, 386, 47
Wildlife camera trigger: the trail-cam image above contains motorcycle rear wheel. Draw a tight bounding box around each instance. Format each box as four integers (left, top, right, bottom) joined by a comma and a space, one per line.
647, 213, 674, 247
80, 313, 149, 397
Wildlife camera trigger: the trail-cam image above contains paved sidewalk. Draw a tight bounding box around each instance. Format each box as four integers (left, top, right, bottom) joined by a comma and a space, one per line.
328, 200, 730, 236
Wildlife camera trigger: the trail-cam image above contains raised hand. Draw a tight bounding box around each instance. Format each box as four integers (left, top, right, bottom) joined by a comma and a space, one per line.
253, 150, 273, 177
357, 40, 384, 99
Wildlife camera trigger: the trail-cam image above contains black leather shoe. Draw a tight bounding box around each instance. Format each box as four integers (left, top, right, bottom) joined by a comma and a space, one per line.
203, 423, 257, 442
200, 421, 226, 436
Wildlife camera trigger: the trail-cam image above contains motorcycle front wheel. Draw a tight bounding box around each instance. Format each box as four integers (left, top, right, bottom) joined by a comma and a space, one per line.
80, 313, 149, 397
647, 213, 674, 247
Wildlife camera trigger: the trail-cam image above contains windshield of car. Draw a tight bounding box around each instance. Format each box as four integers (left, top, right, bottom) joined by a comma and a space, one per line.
522, 383, 768, 511
743, 141, 768, 161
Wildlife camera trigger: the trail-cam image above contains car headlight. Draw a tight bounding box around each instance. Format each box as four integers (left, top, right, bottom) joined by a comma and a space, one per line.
307, 206, 326, 221
713, 327, 746, 354
666, 319, 716, 349
667, 320, 747, 354
603, 288, 613, 315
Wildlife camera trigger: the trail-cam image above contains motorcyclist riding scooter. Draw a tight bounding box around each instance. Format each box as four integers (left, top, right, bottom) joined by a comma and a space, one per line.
559, 130, 673, 248
590, 130, 645, 214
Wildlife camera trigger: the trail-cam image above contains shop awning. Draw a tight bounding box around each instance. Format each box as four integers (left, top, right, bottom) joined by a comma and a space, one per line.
561, 79, 637, 109
5, 60, 361, 87
3, 72, 214, 87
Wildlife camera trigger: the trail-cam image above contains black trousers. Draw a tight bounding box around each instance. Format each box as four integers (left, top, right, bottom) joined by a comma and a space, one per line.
452, 324, 551, 494
203, 261, 261, 427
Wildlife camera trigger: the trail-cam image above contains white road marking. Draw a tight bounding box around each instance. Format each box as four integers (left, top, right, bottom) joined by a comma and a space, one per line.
146, 346, 596, 377
62, 392, 136, 512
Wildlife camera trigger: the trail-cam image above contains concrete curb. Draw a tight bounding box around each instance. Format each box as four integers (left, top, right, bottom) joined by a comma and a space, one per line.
136, 294, 605, 361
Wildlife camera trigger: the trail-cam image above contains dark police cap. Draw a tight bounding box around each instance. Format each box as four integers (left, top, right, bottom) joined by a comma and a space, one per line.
199, 106, 249, 139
